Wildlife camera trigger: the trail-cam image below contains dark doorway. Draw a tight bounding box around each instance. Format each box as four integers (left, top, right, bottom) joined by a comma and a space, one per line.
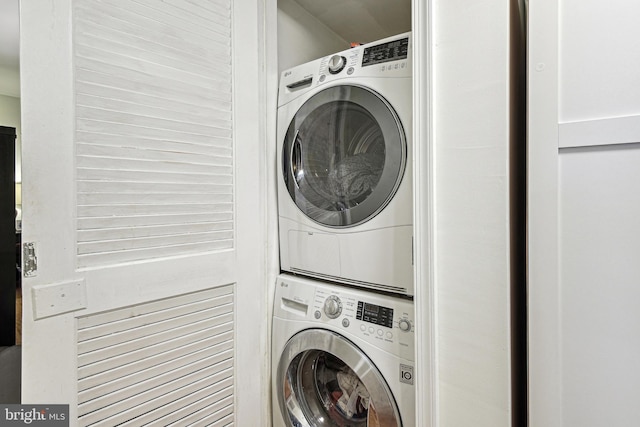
0, 125, 16, 347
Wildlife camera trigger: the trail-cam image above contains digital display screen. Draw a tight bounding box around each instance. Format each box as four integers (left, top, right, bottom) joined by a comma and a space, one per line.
357, 301, 394, 328
362, 37, 409, 67
364, 303, 379, 315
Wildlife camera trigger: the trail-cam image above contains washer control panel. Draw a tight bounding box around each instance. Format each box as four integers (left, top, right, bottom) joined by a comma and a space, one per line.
275, 274, 415, 359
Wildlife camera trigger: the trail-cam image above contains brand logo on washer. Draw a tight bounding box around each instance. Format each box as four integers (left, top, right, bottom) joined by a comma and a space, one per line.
400, 364, 414, 385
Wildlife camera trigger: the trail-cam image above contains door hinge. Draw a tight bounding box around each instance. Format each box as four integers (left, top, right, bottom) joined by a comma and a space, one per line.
23, 242, 38, 277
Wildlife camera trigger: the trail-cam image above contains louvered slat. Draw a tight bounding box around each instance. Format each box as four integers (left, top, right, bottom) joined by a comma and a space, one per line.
77, 285, 235, 426
77, 212, 233, 231
74, 0, 234, 268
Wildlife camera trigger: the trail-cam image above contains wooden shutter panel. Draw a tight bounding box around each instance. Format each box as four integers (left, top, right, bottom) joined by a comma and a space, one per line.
73, 0, 234, 268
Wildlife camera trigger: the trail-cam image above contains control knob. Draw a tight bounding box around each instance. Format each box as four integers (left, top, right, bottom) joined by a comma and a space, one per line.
398, 318, 412, 332
328, 55, 347, 74
323, 295, 343, 319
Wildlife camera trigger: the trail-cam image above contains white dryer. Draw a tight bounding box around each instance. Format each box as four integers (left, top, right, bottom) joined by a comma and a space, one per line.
277, 33, 414, 296
272, 274, 415, 427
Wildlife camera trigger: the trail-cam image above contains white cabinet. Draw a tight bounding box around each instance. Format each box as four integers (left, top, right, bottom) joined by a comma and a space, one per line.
529, 0, 640, 426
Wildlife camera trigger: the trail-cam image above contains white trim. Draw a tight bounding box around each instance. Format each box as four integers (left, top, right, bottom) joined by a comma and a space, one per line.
20, 0, 80, 414
260, 0, 281, 423
232, 0, 269, 425
263, 0, 281, 422
527, 0, 562, 425
559, 114, 640, 148
413, 0, 437, 426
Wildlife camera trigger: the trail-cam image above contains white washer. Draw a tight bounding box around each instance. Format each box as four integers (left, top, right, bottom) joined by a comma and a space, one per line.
272, 274, 415, 427
277, 33, 414, 296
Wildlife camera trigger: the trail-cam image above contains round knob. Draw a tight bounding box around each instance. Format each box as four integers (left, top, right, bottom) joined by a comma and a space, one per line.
323, 295, 343, 319
398, 319, 412, 332
328, 55, 347, 74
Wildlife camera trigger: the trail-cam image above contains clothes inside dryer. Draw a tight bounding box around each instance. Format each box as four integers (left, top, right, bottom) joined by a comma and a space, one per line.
283, 85, 406, 228
290, 101, 385, 209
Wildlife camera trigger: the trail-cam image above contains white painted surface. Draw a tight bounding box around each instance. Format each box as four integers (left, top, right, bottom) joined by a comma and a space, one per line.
277, 0, 347, 72
432, 0, 520, 426
0, 65, 19, 97
289, 0, 411, 45
76, 286, 235, 426
0, 0, 20, 72
559, 146, 640, 426
0, 93, 20, 181
73, 0, 235, 268
412, 0, 437, 425
559, 0, 640, 123
559, 114, 640, 148
232, 0, 271, 423
32, 280, 87, 320
21, 0, 268, 425
529, 0, 640, 426
527, 0, 563, 425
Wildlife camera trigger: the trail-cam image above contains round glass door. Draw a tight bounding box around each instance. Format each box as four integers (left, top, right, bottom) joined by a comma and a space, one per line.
277, 329, 401, 427
282, 85, 407, 227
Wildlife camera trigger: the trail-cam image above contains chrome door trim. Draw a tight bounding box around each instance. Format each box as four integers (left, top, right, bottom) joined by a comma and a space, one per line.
277, 328, 401, 427
282, 84, 407, 228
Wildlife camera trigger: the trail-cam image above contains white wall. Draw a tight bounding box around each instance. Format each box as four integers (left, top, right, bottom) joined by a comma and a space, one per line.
0, 93, 21, 183
0, 65, 20, 98
277, 0, 347, 72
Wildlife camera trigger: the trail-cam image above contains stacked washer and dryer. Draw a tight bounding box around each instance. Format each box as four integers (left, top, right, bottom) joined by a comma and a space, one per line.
273, 33, 416, 427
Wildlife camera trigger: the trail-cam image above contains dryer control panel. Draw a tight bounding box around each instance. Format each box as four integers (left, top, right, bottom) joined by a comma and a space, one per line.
275, 274, 415, 361
278, 32, 412, 108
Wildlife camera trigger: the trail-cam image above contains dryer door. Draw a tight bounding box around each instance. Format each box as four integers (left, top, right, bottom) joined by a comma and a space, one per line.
277, 329, 402, 427
282, 85, 406, 227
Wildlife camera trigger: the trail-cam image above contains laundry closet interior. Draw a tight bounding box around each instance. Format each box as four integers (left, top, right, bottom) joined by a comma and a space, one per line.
272, 1, 416, 426
270, 1, 525, 427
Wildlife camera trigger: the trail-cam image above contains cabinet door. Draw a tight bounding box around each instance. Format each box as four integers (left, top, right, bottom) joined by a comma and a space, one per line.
20, 1, 267, 425
529, 1, 640, 426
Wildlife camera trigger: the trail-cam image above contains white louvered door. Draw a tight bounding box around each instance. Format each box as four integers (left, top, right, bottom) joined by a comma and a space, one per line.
20, 0, 267, 426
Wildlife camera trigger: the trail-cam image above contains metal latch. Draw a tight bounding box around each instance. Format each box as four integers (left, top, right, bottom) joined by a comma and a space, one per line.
23, 242, 38, 277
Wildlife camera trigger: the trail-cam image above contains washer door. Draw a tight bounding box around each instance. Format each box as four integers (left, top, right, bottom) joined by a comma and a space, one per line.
277, 329, 401, 427
282, 85, 406, 227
